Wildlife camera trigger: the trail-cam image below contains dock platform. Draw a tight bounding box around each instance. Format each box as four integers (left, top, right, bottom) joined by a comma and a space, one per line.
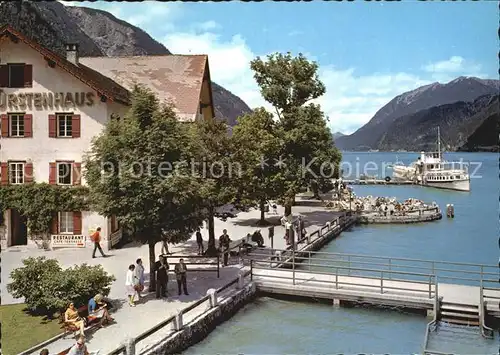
344, 179, 415, 185
241, 250, 500, 354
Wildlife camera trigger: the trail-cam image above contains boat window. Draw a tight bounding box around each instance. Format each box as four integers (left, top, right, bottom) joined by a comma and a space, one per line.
456, 175, 460, 179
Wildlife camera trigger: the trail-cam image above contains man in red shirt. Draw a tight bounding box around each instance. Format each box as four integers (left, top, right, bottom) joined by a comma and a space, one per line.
91, 227, 107, 258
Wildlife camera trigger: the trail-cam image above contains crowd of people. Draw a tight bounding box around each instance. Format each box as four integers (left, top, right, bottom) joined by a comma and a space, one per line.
37, 227, 250, 354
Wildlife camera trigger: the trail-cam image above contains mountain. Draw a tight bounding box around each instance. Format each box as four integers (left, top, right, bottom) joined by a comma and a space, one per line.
0, 1, 252, 126
458, 97, 499, 152
335, 77, 500, 151
377, 94, 498, 151
332, 132, 345, 140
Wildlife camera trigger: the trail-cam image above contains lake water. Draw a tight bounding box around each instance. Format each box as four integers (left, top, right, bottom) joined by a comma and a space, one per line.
185, 152, 499, 354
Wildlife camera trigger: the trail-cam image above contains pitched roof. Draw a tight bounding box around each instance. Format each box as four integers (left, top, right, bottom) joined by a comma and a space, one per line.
0, 24, 130, 104
79, 55, 209, 121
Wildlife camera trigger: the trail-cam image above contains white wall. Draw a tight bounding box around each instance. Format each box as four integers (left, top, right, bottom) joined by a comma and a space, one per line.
1, 38, 129, 247
1, 39, 128, 185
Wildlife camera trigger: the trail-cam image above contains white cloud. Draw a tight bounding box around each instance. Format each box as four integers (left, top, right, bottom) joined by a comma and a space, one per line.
288, 30, 303, 37
316, 67, 433, 133
60, 1, 489, 134
422, 56, 484, 82
58, 1, 77, 6
162, 28, 439, 134
163, 30, 272, 112
193, 21, 220, 32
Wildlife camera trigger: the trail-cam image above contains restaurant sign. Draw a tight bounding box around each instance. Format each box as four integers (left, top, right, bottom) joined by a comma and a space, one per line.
0, 91, 96, 110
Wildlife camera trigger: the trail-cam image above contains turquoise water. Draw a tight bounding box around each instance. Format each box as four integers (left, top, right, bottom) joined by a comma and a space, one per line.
185, 152, 499, 354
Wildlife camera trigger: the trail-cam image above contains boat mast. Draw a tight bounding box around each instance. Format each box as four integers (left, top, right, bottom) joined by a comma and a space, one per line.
437, 126, 441, 161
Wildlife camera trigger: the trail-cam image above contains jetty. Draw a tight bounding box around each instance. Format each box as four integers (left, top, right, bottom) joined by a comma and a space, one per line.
344, 179, 415, 185
243, 250, 500, 355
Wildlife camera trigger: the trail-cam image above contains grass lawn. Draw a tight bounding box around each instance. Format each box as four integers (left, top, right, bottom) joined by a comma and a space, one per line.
0, 303, 62, 355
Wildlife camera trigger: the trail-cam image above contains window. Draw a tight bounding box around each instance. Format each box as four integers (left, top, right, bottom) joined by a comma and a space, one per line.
59, 212, 74, 234
9, 162, 24, 184
8, 64, 32, 88
9, 113, 25, 137
57, 162, 72, 185
57, 114, 73, 137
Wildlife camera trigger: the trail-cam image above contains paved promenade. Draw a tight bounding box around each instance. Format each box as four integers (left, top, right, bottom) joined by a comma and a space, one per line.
2, 203, 343, 353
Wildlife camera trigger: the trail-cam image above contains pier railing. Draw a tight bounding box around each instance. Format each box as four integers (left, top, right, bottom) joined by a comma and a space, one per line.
250, 258, 438, 300
245, 249, 499, 289
107, 271, 250, 355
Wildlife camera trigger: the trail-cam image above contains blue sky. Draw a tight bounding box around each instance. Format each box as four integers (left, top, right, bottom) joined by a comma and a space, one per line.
62, 1, 498, 134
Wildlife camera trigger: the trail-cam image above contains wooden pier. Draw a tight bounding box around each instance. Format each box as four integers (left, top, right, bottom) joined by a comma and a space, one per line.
242, 250, 500, 354
344, 179, 415, 185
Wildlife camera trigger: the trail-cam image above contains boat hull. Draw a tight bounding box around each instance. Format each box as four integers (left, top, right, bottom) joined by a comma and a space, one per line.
423, 179, 470, 192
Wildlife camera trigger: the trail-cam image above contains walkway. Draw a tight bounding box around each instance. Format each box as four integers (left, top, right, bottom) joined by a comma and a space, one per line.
2, 203, 343, 354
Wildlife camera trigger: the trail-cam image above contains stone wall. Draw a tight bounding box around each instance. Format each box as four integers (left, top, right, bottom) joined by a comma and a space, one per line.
358, 211, 442, 224
142, 282, 257, 355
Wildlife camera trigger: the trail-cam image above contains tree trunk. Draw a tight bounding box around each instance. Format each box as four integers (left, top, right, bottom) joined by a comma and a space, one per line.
258, 198, 268, 225
205, 207, 218, 256
148, 240, 156, 292
284, 195, 294, 216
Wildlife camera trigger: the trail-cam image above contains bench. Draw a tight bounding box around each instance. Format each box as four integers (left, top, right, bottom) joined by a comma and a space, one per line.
57, 347, 99, 355
60, 305, 100, 336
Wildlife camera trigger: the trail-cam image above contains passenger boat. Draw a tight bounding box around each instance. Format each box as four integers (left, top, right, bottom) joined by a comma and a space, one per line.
392, 128, 470, 192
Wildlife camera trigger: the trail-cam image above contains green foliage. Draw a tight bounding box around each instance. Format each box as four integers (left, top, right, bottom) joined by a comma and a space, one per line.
85, 85, 205, 244
232, 108, 285, 219
0, 184, 89, 237
249, 52, 342, 211
186, 118, 236, 252
7, 257, 115, 315
250, 52, 325, 116
84, 85, 205, 287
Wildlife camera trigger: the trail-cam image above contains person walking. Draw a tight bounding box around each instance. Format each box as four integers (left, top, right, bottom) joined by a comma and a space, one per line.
90, 227, 107, 258
134, 258, 145, 299
219, 229, 231, 266
196, 229, 204, 255
174, 258, 188, 296
125, 264, 137, 307
155, 255, 169, 299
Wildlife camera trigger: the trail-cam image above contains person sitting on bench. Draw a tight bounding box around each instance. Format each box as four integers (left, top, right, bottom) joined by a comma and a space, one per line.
88, 294, 114, 328
67, 336, 90, 355
251, 230, 265, 247
65, 302, 85, 336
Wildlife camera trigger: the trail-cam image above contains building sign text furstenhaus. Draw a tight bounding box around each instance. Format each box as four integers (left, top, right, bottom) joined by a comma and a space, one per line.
0, 91, 95, 110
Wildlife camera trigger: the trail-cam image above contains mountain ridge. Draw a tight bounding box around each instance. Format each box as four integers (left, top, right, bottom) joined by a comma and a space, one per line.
0, 1, 252, 126
335, 77, 499, 151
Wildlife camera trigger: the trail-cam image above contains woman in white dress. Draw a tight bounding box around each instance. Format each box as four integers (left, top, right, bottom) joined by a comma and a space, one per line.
125, 264, 137, 307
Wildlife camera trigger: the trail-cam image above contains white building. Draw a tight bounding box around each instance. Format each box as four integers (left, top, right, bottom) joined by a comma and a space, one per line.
0, 25, 216, 250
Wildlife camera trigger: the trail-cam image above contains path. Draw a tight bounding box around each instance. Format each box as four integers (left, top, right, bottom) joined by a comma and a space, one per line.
2, 203, 341, 353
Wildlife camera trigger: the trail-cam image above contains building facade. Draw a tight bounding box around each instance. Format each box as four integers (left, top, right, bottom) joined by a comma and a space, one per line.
0, 25, 216, 250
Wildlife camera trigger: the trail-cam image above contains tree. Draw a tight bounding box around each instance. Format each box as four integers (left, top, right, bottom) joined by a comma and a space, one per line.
8, 257, 115, 316
231, 108, 284, 225
0, 184, 89, 244
186, 118, 236, 256
250, 52, 341, 215
84, 86, 205, 291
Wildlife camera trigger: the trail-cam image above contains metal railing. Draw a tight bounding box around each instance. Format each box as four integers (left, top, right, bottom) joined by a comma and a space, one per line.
163, 254, 221, 278
108, 270, 250, 355
422, 276, 442, 355
250, 258, 437, 300
245, 248, 499, 288
479, 281, 494, 338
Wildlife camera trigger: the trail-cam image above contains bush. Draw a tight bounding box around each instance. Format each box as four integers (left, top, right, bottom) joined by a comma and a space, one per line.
7, 257, 116, 316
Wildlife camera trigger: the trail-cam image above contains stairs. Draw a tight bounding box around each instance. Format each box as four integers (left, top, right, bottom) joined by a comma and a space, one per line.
439, 302, 480, 326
